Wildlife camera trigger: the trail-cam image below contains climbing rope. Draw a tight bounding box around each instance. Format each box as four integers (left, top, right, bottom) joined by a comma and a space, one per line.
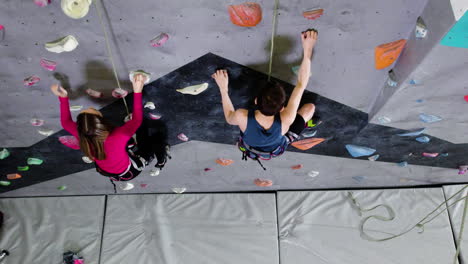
453, 193, 468, 264
267, 0, 279, 81
93, 0, 130, 115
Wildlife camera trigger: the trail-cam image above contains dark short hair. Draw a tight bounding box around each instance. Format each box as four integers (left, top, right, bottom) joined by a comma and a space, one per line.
257, 80, 286, 116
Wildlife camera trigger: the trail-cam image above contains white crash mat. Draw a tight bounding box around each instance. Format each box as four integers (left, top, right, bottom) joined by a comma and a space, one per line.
277, 189, 457, 264
101, 193, 279, 264
0, 196, 105, 263
443, 184, 468, 263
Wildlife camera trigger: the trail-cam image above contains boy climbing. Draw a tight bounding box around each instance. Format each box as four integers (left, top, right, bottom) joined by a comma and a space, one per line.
212, 29, 318, 167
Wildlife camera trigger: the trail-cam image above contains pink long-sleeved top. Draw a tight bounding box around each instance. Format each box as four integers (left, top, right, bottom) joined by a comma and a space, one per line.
59, 93, 142, 174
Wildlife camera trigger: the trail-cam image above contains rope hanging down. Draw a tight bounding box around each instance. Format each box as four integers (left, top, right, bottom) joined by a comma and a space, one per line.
267, 0, 279, 81
93, 0, 129, 115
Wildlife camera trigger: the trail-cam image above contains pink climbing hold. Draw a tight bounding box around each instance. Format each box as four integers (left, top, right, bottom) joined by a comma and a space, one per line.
254, 178, 273, 187
34, 0, 51, 7
458, 165, 468, 175
111, 88, 128, 98
30, 118, 44, 126
464, 95, 468, 103
86, 88, 103, 98
40, 58, 57, 71
303, 8, 324, 20
24, 76, 40, 86
148, 113, 162, 120
140, 183, 148, 188
59, 135, 80, 150
291, 164, 303, 170
422, 152, 439, 158
0, 25, 4, 30
150, 33, 169, 47
177, 133, 189, 142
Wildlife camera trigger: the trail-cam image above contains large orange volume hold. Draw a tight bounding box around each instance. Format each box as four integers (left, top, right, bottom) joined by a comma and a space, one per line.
374, 39, 407, 70
228, 2, 262, 27
291, 138, 325, 150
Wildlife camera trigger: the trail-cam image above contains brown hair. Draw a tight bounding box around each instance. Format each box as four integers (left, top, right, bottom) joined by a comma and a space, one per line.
76, 113, 112, 160
257, 80, 286, 116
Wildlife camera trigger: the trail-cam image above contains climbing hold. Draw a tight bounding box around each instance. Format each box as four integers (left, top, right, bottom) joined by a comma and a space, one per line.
70, 105, 83, 111
0, 181, 11, 186
111, 88, 128, 99
177, 133, 189, 142
352, 176, 364, 183
45, 35, 79, 53
0, 149, 10, 160
303, 8, 324, 20
17, 166, 29, 171
30, 118, 44, 127
40, 58, 57, 71
374, 39, 406, 70
0, 25, 3, 31
204, 168, 212, 172
140, 184, 148, 188
291, 65, 312, 77
228, 2, 262, 27
82, 156, 93, 163
144, 102, 156, 110
38, 128, 54, 136
61, 0, 92, 19
306, 119, 321, 128
86, 88, 103, 98
57, 185, 67, 191
124, 113, 132, 123
345, 144, 376, 157
291, 164, 303, 170
149, 168, 160, 176
415, 99, 424, 103
121, 182, 134, 191
307, 170, 319, 178
441, 153, 449, 157
416, 136, 430, 143
409, 79, 421, 85
398, 161, 408, 167
368, 154, 380, 161
422, 152, 439, 158
387, 70, 398, 87
377, 116, 391, 124
59, 135, 80, 150
148, 113, 162, 120
24, 76, 40, 86
291, 138, 325, 150
7, 173, 21, 180
34, 0, 51, 7
419, 113, 442, 123
172, 187, 186, 194
129, 70, 151, 84
301, 130, 317, 138
27, 158, 43, 165
464, 95, 468, 102
415, 17, 428, 39
397, 128, 425, 137
216, 158, 234, 166
440, 11, 468, 48
458, 166, 468, 175
150, 33, 169, 47
254, 178, 273, 187
176, 83, 209, 95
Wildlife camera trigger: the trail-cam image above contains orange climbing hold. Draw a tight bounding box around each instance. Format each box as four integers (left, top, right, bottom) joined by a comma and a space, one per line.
216, 158, 234, 166
254, 178, 273, 187
291, 164, 303, 170
228, 2, 262, 27
374, 39, 407, 70
303, 8, 324, 20
6, 173, 21, 180
291, 138, 325, 150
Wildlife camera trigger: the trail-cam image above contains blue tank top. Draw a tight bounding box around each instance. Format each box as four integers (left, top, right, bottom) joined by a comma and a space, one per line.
241, 110, 287, 152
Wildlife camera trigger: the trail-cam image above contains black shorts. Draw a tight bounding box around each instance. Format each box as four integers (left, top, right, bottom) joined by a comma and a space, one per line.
288, 114, 307, 136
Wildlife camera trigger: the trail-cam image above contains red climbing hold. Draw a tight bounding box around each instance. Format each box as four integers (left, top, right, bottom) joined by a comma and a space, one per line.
291, 164, 303, 170
59, 135, 80, 150
303, 8, 324, 20
374, 39, 407, 70
254, 178, 273, 187
228, 2, 262, 27
464, 95, 468, 103
291, 138, 325, 150
0, 25, 4, 30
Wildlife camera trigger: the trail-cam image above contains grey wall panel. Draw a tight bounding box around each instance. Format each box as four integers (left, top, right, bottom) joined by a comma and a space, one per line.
443, 184, 468, 264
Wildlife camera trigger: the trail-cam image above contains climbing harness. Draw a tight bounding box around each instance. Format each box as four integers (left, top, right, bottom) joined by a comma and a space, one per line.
237, 136, 287, 170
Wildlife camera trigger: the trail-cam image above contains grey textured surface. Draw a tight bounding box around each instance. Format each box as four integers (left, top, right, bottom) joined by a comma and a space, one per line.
100, 193, 279, 264
443, 184, 468, 264
0, 196, 105, 263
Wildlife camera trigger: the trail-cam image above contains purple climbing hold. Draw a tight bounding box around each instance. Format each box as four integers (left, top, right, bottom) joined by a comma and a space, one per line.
345, 144, 376, 158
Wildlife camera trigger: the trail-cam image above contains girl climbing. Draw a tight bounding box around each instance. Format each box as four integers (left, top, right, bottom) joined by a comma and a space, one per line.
51, 73, 169, 191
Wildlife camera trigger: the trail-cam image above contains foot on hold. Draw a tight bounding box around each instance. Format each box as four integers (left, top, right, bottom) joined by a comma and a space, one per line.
306, 116, 321, 128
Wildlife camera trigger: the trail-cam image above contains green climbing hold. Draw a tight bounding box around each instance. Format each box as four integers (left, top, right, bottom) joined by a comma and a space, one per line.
27, 158, 43, 165
0, 181, 11, 186
0, 148, 10, 160
57, 185, 67, 191
17, 166, 29, 171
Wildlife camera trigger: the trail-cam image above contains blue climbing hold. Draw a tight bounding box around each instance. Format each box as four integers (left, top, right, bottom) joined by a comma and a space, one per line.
416, 136, 430, 143
345, 144, 376, 157
398, 128, 425, 137
398, 161, 408, 167
291, 65, 300, 75
441, 153, 449, 157
352, 176, 365, 183
415, 99, 424, 103
419, 113, 442, 123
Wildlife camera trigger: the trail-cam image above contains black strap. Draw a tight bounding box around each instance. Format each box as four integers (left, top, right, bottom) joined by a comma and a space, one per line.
109, 179, 117, 194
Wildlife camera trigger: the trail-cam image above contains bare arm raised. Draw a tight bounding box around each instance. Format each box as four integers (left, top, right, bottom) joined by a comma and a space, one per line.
280, 29, 317, 132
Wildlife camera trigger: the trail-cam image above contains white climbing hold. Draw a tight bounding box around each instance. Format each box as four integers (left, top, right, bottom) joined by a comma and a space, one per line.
176, 83, 208, 95
387, 70, 398, 87
86, 88, 103, 98
415, 17, 428, 39
61, 0, 92, 19
38, 128, 54, 136
70, 105, 83, 111
30, 118, 44, 126
112, 88, 128, 99
377, 116, 391, 124
307, 170, 319, 178
177, 133, 189, 141
144, 102, 156, 110
0, 149, 10, 160
129, 70, 151, 84
368, 154, 380, 161
82, 156, 93, 163
45, 35, 79, 53
172, 187, 186, 194
149, 168, 160, 176
121, 182, 134, 191
149, 113, 162, 120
